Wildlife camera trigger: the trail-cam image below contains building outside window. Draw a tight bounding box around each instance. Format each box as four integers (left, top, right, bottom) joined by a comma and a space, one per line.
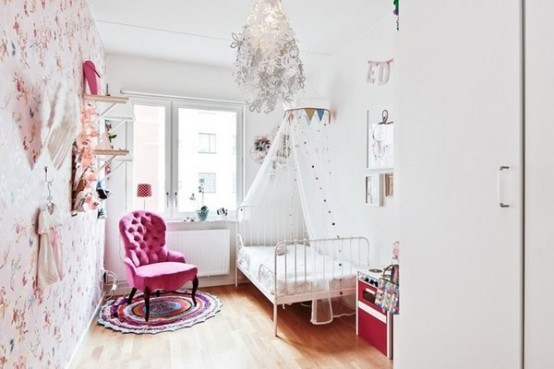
198, 172, 216, 193
198, 133, 216, 153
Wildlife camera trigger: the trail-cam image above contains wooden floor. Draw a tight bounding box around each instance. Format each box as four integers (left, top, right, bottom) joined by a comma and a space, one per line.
70, 284, 393, 369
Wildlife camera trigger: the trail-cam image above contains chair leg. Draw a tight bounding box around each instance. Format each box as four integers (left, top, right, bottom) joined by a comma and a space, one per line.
191, 276, 199, 306
144, 288, 151, 322
128, 287, 137, 304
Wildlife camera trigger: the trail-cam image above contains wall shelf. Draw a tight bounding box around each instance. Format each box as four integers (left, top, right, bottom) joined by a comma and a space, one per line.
83, 94, 134, 180
93, 149, 130, 172
93, 149, 129, 156
84, 94, 130, 118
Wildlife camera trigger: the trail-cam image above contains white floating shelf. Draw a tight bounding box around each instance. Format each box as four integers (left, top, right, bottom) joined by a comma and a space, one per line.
84, 94, 130, 118
93, 149, 129, 156
83, 94, 129, 104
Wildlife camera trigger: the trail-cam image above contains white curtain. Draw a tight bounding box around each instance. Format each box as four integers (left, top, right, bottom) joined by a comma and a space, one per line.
242, 107, 354, 324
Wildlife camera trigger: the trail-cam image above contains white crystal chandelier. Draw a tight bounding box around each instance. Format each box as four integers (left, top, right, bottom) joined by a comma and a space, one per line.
231, 0, 306, 113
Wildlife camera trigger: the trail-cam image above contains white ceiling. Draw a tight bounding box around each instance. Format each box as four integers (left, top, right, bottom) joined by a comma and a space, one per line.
88, 0, 390, 68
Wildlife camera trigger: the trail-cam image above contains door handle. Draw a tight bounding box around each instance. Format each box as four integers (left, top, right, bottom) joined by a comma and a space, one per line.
166, 192, 170, 208
497, 166, 510, 208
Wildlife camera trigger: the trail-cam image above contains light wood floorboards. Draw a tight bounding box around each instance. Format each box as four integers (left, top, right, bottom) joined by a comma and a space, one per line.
70, 284, 393, 369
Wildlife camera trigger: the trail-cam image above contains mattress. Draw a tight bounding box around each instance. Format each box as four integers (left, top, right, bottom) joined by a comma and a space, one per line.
237, 244, 357, 297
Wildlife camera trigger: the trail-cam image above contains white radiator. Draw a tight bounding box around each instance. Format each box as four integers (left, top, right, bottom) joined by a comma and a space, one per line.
166, 229, 230, 277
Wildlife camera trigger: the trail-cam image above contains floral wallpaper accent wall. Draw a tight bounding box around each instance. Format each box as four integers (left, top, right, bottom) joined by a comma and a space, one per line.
0, 1, 106, 368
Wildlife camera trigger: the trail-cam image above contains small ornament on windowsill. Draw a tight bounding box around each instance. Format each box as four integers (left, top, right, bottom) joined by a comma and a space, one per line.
217, 207, 229, 219
190, 180, 209, 221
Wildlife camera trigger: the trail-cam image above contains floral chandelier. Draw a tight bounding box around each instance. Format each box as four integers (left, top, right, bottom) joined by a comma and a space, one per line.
231, 0, 306, 113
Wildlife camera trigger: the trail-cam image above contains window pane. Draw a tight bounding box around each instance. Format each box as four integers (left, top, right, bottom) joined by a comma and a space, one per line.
133, 104, 166, 212
177, 108, 237, 213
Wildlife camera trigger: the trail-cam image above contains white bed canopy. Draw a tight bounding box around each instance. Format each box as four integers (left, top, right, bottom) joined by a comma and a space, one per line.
243, 107, 341, 235
240, 95, 360, 324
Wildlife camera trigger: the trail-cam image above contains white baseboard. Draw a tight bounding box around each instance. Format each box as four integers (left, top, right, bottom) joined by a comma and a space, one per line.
113, 274, 241, 295
65, 296, 103, 369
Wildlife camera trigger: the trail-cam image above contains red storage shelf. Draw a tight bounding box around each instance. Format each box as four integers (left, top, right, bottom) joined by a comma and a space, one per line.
356, 271, 393, 359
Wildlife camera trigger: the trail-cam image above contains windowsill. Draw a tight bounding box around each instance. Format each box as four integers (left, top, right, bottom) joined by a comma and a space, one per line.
166, 218, 236, 232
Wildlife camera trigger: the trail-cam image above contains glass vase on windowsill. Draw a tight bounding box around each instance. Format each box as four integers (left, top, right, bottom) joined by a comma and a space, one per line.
196, 205, 209, 221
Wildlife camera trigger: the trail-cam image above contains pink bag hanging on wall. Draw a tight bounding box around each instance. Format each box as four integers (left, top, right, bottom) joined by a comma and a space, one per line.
83, 60, 101, 95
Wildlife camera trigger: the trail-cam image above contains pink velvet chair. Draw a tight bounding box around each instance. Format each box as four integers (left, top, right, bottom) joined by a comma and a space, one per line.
119, 211, 198, 321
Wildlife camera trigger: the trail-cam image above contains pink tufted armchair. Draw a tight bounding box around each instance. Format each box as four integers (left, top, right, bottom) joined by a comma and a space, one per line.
119, 211, 198, 321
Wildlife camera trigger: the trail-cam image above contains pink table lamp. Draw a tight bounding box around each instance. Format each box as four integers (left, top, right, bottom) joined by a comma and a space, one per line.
136, 183, 152, 210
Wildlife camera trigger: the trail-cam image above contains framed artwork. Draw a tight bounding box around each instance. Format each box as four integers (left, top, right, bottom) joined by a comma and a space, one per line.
385, 173, 394, 197
367, 105, 395, 170
365, 173, 383, 206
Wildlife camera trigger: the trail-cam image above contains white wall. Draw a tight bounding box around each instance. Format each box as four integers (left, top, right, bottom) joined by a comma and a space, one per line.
102, 54, 280, 287
0, 2, 107, 367
525, 0, 554, 367
311, 15, 398, 265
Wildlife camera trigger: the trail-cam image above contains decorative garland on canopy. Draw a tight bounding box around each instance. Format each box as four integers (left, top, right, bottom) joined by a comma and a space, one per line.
393, 0, 399, 30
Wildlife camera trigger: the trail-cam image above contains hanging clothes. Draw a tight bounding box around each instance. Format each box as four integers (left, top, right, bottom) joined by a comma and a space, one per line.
37, 203, 63, 288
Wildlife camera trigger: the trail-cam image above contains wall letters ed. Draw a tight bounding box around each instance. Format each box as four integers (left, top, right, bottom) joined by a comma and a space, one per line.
367, 59, 393, 85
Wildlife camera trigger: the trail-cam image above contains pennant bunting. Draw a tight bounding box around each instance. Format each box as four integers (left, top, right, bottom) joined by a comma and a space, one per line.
305, 108, 316, 121
316, 109, 325, 121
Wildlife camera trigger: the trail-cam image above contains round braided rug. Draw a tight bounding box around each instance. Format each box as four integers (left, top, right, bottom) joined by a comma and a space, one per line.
97, 289, 221, 334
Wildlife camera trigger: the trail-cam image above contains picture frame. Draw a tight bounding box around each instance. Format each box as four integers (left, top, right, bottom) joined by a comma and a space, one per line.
365, 173, 383, 206
367, 105, 395, 170
385, 173, 394, 197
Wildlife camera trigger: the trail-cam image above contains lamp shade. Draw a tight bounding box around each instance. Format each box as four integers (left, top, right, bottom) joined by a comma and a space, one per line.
231, 0, 305, 113
136, 183, 152, 198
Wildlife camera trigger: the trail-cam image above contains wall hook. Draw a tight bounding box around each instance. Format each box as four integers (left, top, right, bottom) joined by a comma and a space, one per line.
45, 166, 53, 204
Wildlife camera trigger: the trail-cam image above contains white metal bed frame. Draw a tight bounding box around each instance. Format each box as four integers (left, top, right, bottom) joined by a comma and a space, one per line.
235, 205, 370, 336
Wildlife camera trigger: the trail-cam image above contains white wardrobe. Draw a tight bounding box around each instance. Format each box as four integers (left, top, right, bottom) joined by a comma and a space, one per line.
396, 1, 553, 368
524, 0, 554, 367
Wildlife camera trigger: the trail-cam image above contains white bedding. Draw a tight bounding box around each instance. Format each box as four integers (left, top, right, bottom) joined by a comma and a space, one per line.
237, 245, 357, 297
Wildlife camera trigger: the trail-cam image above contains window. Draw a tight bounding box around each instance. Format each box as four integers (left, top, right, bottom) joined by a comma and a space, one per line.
198, 133, 216, 153
132, 99, 243, 219
132, 103, 167, 212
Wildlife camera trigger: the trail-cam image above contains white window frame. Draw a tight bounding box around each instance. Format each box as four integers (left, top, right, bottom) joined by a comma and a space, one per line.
129, 97, 244, 220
